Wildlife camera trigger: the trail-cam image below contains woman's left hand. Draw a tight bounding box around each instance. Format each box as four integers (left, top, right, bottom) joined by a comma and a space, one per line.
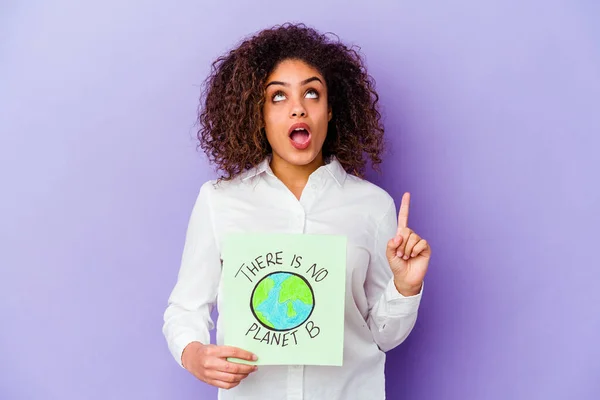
386, 192, 431, 296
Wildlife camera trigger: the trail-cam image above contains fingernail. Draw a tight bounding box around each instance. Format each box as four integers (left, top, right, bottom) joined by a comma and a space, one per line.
252, 354, 258, 361
398, 251, 403, 258
411, 252, 416, 257
403, 255, 409, 260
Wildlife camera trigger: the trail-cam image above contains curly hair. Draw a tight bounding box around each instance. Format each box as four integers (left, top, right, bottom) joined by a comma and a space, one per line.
197, 23, 385, 180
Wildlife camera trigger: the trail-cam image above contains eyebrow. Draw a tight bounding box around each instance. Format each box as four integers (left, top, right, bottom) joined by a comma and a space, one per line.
265, 76, 323, 89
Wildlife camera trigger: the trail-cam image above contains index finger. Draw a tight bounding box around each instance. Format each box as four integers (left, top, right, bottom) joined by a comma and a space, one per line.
217, 346, 258, 362
397, 192, 411, 231
213, 358, 258, 375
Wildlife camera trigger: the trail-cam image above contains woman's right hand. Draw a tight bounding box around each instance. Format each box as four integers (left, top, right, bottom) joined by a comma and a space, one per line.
181, 341, 258, 390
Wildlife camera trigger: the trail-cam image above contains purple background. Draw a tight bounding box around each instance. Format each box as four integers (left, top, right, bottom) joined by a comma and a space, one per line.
2, 1, 599, 399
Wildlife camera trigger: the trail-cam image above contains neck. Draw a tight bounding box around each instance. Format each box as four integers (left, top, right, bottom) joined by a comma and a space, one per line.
270, 152, 325, 195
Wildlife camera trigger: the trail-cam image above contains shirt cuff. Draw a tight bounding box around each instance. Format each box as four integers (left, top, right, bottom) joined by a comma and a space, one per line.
168, 331, 209, 368
384, 279, 423, 316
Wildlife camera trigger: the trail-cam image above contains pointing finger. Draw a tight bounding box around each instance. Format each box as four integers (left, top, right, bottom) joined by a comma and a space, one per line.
397, 192, 411, 232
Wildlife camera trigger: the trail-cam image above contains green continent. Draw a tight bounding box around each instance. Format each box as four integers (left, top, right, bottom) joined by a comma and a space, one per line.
252, 277, 275, 310
279, 275, 313, 306
254, 310, 274, 329
287, 301, 296, 318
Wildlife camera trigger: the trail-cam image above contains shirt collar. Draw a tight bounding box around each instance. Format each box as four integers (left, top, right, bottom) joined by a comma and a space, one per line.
322, 156, 347, 186
241, 155, 347, 187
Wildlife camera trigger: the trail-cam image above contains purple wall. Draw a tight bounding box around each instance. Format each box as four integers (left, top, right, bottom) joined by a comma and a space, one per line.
2, 1, 599, 399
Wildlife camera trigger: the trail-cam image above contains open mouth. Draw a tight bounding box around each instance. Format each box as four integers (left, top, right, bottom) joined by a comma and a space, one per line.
288, 123, 312, 150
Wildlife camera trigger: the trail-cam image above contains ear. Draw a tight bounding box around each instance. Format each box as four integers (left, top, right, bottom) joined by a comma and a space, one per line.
328, 106, 333, 122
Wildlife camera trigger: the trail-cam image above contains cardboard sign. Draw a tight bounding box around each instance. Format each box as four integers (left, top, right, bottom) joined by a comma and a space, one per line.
221, 233, 346, 366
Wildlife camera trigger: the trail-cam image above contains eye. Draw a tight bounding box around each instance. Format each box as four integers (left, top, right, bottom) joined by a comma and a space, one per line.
305, 89, 319, 99
272, 91, 286, 102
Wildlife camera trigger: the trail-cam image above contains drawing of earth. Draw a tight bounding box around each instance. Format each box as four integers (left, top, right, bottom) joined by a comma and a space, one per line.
250, 271, 314, 332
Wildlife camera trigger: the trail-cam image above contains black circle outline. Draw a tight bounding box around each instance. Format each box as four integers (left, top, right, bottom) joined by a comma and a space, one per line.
250, 271, 315, 332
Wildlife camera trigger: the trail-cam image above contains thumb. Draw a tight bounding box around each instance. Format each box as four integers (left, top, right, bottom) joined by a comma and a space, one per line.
386, 236, 402, 261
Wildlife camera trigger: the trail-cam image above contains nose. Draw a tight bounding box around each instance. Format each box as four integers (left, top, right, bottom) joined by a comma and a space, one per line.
290, 99, 307, 118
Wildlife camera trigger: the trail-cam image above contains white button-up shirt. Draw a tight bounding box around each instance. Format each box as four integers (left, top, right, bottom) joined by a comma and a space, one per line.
163, 157, 423, 400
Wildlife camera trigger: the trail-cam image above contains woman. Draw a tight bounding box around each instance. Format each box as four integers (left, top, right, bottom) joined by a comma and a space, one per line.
163, 23, 431, 400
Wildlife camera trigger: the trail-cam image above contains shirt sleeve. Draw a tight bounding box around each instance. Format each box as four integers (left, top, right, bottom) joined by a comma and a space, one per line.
365, 198, 423, 352
162, 181, 221, 367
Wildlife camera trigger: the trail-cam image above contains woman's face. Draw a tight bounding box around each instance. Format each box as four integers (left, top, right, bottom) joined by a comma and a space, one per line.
262, 59, 332, 168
